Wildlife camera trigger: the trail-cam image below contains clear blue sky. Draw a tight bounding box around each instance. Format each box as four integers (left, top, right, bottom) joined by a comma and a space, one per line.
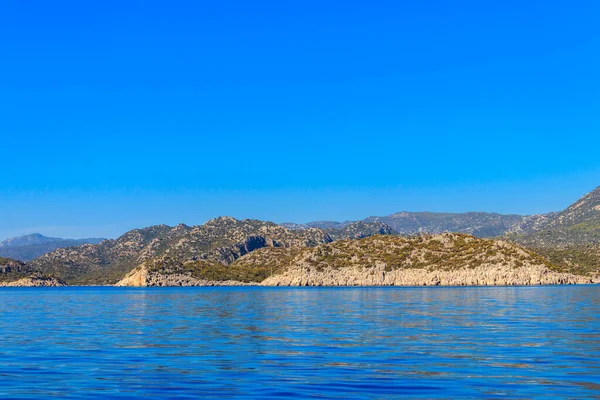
1, 0, 600, 240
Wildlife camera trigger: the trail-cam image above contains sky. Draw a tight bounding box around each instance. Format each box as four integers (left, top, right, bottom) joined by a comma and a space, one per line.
1, 0, 600, 240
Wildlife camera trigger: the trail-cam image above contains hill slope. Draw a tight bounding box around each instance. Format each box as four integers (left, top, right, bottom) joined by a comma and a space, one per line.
116, 234, 594, 287
509, 187, 600, 274
260, 234, 594, 286
0, 257, 65, 286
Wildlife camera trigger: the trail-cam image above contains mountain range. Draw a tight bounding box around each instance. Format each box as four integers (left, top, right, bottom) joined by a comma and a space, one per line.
1, 186, 600, 286
284, 212, 535, 237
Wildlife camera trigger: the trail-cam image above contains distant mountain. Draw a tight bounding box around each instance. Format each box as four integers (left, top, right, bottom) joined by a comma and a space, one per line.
509, 187, 600, 274
324, 221, 397, 240
364, 212, 525, 237
0, 234, 105, 261
281, 221, 353, 230
286, 212, 525, 238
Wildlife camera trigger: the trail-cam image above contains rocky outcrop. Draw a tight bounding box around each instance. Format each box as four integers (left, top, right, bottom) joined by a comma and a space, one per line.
261, 264, 595, 286
0, 274, 66, 287
115, 265, 249, 287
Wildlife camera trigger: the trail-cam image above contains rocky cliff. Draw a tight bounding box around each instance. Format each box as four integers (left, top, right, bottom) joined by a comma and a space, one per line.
0, 274, 66, 287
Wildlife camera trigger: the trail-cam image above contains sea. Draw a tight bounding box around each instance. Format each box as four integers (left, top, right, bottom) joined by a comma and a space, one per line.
0, 286, 599, 398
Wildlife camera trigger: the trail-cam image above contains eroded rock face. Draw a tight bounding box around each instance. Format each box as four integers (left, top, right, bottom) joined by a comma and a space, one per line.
260, 264, 595, 287
115, 266, 250, 287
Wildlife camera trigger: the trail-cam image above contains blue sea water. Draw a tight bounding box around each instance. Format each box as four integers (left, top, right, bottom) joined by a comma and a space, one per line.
0, 286, 599, 399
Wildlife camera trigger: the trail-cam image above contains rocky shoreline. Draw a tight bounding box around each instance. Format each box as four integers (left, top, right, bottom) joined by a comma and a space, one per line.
0, 274, 66, 287
260, 264, 597, 287
110, 263, 598, 287
115, 266, 252, 287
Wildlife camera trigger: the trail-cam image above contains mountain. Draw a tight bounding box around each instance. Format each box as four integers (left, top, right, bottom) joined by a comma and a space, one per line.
281, 221, 353, 230
0, 234, 105, 261
323, 221, 397, 240
115, 233, 594, 287
14, 186, 600, 286
286, 212, 525, 238
284, 221, 397, 239
364, 212, 525, 237
509, 187, 600, 274
31, 217, 332, 285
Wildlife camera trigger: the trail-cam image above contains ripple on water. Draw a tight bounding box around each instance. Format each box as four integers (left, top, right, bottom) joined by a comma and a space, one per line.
0, 285, 599, 398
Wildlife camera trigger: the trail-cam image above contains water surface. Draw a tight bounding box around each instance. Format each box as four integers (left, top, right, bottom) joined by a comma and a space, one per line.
1, 286, 599, 398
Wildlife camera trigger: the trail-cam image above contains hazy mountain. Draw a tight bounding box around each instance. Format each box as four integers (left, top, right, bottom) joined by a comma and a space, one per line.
286, 212, 525, 238
281, 221, 353, 230
363, 212, 525, 237
323, 221, 397, 240
0, 234, 105, 261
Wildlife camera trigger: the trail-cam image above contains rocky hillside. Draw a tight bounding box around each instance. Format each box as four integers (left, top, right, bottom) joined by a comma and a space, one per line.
508, 187, 600, 275
0, 257, 65, 286
115, 233, 595, 287
0, 257, 32, 283
259, 234, 594, 286
31, 217, 332, 285
0, 234, 105, 261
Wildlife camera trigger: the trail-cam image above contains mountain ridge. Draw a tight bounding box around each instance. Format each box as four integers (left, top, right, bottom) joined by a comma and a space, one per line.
3, 186, 600, 286
0, 234, 106, 261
